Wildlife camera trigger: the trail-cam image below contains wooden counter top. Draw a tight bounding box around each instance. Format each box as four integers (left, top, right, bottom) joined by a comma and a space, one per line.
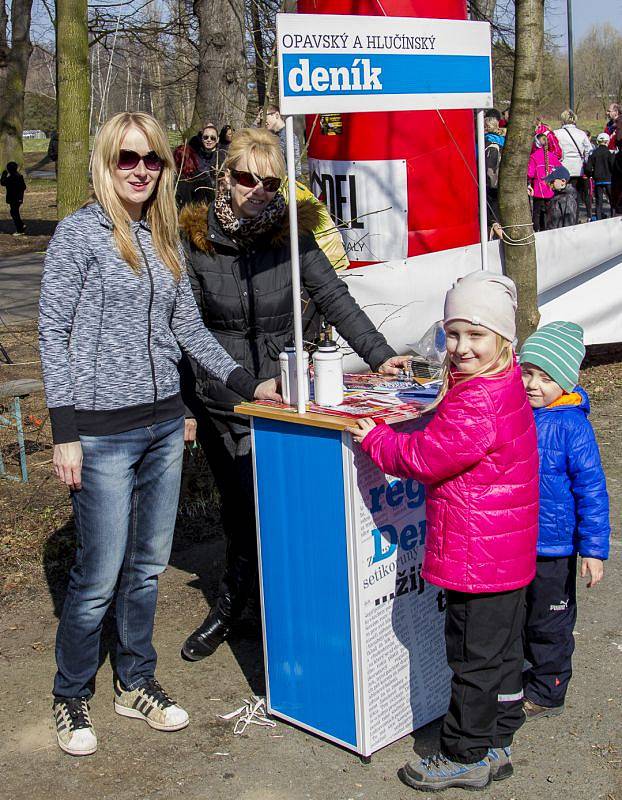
234, 401, 423, 431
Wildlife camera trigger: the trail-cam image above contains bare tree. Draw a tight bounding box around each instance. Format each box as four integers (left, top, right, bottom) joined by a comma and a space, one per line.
498, 0, 544, 344
0, 0, 34, 168
56, 0, 90, 217
191, 0, 247, 130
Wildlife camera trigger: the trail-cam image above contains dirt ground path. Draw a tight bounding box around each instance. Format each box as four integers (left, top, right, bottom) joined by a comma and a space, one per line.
1, 389, 621, 800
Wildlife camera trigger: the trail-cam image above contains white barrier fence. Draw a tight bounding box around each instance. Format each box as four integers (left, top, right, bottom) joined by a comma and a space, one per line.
340, 217, 622, 370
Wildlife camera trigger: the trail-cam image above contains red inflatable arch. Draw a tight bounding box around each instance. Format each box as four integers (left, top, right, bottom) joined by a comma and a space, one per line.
298, 0, 479, 266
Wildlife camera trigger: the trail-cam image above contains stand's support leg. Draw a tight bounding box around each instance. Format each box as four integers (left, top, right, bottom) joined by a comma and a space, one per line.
360, 755, 372, 765
14, 397, 28, 482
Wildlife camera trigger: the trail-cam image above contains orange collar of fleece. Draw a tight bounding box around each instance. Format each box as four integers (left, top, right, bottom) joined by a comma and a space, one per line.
547, 391, 582, 409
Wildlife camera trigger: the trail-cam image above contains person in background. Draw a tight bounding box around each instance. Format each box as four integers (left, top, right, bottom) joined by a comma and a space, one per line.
531, 120, 562, 161
604, 103, 619, 136
610, 116, 622, 215
350, 271, 538, 792
219, 125, 234, 153
484, 116, 504, 229
545, 166, 579, 229
519, 322, 609, 721
39, 111, 278, 758
264, 104, 302, 177
1, 161, 27, 236
187, 123, 227, 203
554, 110, 593, 221
178, 128, 409, 663
527, 132, 562, 232
499, 108, 510, 129
584, 133, 615, 219
172, 143, 203, 208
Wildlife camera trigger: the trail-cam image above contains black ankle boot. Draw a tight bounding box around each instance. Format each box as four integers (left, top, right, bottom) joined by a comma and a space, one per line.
181, 607, 232, 661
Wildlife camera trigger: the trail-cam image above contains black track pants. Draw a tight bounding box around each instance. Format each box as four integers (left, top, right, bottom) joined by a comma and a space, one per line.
523, 555, 577, 708
440, 587, 527, 764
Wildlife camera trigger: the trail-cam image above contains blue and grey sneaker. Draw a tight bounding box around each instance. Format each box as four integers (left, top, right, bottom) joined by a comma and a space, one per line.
487, 746, 513, 781
398, 751, 491, 792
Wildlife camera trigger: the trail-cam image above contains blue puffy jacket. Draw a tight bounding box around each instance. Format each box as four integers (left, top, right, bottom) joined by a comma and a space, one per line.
534, 386, 610, 559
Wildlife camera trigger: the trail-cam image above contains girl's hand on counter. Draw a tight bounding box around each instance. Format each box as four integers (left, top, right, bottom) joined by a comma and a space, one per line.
255, 377, 282, 402
348, 417, 377, 443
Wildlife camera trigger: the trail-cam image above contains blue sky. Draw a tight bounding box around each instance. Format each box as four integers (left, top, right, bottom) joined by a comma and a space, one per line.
545, 0, 622, 46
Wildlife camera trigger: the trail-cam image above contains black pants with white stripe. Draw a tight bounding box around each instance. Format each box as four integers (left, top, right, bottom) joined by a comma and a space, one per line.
523, 555, 577, 708
440, 587, 527, 764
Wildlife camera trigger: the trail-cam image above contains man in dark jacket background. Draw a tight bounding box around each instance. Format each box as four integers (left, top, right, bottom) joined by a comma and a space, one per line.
585, 132, 615, 219
1, 161, 26, 235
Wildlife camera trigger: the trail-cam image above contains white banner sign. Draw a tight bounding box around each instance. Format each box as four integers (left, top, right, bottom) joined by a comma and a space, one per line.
277, 13, 493, 115
308, 158, 408, 263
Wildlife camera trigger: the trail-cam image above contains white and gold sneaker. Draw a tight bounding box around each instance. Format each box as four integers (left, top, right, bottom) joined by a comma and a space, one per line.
114, 678, 189, 731
53, 697, 97, 756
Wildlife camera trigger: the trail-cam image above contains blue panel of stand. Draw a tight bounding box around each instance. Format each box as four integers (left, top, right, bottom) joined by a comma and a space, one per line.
253, 417, 357, 747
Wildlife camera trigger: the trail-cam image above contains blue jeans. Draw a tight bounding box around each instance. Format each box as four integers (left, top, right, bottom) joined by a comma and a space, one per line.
53, 416, 184, 699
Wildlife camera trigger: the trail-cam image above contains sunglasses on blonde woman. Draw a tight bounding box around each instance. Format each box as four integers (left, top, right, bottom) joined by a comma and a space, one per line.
117, 149, 164, 171
229, 168, 281, 193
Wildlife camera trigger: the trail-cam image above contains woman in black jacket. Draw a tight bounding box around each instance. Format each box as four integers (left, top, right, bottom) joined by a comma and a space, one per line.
187, 123, 227, 203
180, 127, 408, 660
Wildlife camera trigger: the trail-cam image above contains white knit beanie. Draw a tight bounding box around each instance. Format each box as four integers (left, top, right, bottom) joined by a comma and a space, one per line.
444, 270, 518, 342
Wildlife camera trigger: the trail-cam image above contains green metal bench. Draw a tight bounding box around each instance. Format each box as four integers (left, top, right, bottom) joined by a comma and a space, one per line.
0, 378, 44, 482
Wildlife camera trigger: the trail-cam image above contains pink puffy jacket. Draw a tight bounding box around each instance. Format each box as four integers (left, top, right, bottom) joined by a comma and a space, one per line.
361, 365, 539, 593
527, 146, 563, 199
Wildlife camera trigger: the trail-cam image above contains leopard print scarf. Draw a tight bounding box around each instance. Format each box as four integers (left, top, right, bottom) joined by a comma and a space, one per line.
213, 189, 286, 245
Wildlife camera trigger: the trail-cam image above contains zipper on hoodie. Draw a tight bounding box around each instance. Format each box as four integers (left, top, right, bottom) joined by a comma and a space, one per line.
135, 231, 158, 423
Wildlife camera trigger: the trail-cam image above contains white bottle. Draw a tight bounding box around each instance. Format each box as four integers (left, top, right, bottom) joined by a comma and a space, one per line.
313, 339, 344, 407
279, 342, 310, 406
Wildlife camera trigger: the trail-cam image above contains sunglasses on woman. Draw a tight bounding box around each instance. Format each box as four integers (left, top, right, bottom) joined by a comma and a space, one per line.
230, 168, 281, 193
202, 134, 217, 141
117, 149, 164, 172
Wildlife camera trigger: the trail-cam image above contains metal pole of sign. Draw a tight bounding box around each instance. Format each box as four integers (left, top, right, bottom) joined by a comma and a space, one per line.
476, 109, 489, 272
285, 115, 306, 415
567, 0, 575, 110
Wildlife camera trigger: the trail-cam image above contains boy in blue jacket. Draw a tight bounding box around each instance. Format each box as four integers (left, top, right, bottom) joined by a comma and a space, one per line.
519, 321, 610, 720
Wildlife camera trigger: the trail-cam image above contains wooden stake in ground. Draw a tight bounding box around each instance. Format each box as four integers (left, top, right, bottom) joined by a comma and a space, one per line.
498, 0, 543, 345
56, 0, 90, 219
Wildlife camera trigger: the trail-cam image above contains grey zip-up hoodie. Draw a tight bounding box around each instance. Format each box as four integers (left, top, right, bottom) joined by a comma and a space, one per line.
39, 203, 259, 443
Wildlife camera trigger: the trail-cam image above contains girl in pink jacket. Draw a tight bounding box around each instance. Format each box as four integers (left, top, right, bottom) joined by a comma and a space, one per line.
350, 271, 538, 793
528, 132, 563, 232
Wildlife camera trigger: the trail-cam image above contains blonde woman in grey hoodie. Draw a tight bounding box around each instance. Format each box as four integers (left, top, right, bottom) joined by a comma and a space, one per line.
39, 112, 279, 757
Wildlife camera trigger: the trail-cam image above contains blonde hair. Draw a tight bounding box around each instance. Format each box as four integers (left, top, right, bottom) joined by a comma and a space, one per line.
428, 332, 514, 411
224, 127, 286, 180
560, 109, 577, 126
484, 117, 500, 134
91, 111, 182, 281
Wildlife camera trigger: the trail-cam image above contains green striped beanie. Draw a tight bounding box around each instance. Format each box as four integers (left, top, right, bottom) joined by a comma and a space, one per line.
519, 321, 585, 393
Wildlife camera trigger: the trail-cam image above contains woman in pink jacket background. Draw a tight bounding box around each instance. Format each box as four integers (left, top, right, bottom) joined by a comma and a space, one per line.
350, 271, 538, 793
528, 132, 563, 232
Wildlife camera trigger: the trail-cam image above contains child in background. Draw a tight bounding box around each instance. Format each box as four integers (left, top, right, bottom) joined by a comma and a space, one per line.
545, 166, 579, 228
528, 133, 563, 232
1, 161, 26, 236
585, 132, 615, 219
519, 323, 609, 720
350, 271, 538, 793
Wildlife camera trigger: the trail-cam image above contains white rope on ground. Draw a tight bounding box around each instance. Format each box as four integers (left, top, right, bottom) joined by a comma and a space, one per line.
217, 696, 276, 735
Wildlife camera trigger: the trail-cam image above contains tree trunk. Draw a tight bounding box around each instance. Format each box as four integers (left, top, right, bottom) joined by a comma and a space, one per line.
56, 0, 90, 218
191, 0, 247, 131
470, 0, 497, 21
251, 1, 266, 108
497, 0, 543, 345
0, 0, 34, 169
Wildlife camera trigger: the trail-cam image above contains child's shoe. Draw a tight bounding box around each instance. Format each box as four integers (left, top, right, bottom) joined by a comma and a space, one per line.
114, 678, 189, 731
398, 751, 491, 792
53, 697, 97, 756
523, 697, 564, 721
487, 746, 513, 780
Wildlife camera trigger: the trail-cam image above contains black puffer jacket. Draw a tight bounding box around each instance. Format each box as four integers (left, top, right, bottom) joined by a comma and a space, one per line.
180, 199, 395, 428
584, 145, 614, 183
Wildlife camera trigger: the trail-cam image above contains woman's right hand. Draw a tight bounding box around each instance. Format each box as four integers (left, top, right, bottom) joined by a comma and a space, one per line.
53, 441, 83, 491
254, 378, 282, 402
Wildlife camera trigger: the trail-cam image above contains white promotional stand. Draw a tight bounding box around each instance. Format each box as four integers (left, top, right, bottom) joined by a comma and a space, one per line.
236, 402, 451, 757
236, 12, 494, 756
